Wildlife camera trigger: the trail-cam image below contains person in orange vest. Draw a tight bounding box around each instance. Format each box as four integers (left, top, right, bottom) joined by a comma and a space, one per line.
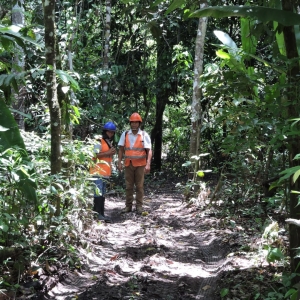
90, 121, 117, 222
117, 113, 152, 214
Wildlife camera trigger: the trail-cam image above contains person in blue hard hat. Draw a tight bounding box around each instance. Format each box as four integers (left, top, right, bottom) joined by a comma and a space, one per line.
90, 121, 117, 222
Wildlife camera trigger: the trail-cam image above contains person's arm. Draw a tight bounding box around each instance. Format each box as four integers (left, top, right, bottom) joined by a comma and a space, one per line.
144, 148, 152, 174
96, 146, 116, 159
143, 132, 152, 173
118, 146, 124, 172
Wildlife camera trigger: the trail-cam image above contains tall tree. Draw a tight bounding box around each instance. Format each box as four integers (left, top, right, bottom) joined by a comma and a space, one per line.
281, 0, 300, 279
42, 0, 61, 175
151, 31, 174, 170
102, 0, 112, 103
189, 1, 300, 277
189, 2, 208, 179
12, 0, 25, 129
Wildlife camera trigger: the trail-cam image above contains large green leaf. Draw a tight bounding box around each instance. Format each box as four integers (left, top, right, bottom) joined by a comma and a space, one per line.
241, 17, 257, 55
189, 6, 300, 26
56, 70, 80, 91
0, 25, 43, 49
0, 98, 37, 203
165, 0, 185, 15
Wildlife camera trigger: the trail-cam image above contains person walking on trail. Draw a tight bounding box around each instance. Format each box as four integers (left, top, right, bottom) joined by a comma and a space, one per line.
89, 121, 117, 222
117, 112, 152, 214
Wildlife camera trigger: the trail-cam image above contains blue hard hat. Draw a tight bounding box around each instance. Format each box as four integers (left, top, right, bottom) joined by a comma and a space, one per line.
103, 121, 116, 131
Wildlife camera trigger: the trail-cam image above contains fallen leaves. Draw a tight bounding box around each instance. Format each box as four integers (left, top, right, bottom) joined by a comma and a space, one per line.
110, 254, 119, 261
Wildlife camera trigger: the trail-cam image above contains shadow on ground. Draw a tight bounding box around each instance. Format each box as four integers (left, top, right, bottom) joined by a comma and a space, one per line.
41, 174, 243, 300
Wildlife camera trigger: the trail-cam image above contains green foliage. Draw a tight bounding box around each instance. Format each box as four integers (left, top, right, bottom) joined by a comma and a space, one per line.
0, 97, 37, 203
165, 0, 186, 15
0, 24, 42, 49
189, 6, 300, 27
220, 287, 229, 298
2, 1, 300, 296
265, 246, 284, 263
0, 130, 96, 290
56, 70, 80, 91
163, 105, 191, 174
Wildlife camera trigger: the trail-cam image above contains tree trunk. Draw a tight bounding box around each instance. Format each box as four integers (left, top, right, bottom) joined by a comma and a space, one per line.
102, 0, 111, 103
12, 0, 25, 130
281, 0, 300, 278
189, 2, 208, 179
151, 35, 173, 171
42, 0, 62, 176
151, 94, 167, 171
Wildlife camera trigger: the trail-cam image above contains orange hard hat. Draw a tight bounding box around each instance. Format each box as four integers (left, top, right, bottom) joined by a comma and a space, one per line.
129, 112, 142, 122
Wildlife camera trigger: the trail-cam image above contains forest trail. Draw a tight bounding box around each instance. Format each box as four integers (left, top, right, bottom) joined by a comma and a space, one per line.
45, 175, 255, 300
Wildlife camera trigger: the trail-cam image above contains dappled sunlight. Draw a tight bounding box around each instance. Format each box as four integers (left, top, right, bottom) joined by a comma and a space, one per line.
47, 175, 268, 300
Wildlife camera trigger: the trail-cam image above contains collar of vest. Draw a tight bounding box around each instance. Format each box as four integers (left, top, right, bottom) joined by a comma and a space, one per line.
127, 128, 142, 135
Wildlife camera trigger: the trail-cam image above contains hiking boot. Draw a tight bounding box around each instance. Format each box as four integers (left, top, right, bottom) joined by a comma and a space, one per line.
98, 214, 111, 223
136, 207, 143, 214
121, 207, 132, 213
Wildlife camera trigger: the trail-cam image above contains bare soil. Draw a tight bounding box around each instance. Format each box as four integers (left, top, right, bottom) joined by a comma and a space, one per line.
18, 173, 289, 300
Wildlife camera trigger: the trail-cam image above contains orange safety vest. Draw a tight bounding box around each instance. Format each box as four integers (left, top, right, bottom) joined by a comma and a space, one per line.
89, 139, 112, 176
124, 132, 147, 167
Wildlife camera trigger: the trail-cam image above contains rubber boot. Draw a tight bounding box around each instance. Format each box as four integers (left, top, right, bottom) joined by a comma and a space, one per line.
98, 196, 111, 223
93, 196, 101, 214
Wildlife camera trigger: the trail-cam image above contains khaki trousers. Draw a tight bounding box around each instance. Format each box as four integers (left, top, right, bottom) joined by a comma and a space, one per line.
125, 162, 145, 208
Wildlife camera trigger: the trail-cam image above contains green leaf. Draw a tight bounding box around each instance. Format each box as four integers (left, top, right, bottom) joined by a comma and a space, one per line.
214, 30, 238, 50
56, 69, 80, 91
0, 25, 43, 48
220, 288, 229, 297
216, 49, 231, 59
293, 169, 300, 184
148, 21, 162, 39
9, 108, 32, 119
0, 98, 26, 150
165, 0, 185, 15
279, 166, 300, 183
291, 290, 298, 300
151, 0, 165, 7
0, 125, 9, 132
284, 288, 297, 299
291, 190, 300, 194
246, 53, 285, 73
182, 161, 191, 167
266, 247, 284, 263
0, 223, 9, 232
50, 185, 58, 195
0, 35, 14, 50
48, 204, 56, 214
189, 6, 300, 27
0, 97, 37, 204
241, 17, 257, 55
199, 153, 210, 157
197, 171, 204, 177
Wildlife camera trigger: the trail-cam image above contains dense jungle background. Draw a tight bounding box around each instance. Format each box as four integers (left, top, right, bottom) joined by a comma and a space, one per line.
2, 0, 300, 299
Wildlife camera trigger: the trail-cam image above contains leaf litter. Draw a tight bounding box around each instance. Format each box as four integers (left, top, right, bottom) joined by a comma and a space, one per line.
19, 173, 289, 300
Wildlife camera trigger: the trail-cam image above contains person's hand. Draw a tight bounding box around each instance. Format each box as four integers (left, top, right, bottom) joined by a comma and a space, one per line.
110, 147, 116, 155
118, 161, 123, 172
144, 164, 150, 174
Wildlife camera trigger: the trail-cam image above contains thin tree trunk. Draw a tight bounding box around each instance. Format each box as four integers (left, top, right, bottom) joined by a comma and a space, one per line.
189, 2, 208, 179
42, 0, 61, 176
102, 0, 111, 102
281, 0, 300, 279
12, 0, 25, 130
151, 34, 173, 171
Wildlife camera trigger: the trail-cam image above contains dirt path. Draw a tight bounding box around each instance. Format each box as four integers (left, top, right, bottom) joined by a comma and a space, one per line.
45, 177, 253, 300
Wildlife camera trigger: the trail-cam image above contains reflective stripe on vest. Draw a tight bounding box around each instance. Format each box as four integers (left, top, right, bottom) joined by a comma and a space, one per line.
89, 139, 112, 176
124, 132, 147, 167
